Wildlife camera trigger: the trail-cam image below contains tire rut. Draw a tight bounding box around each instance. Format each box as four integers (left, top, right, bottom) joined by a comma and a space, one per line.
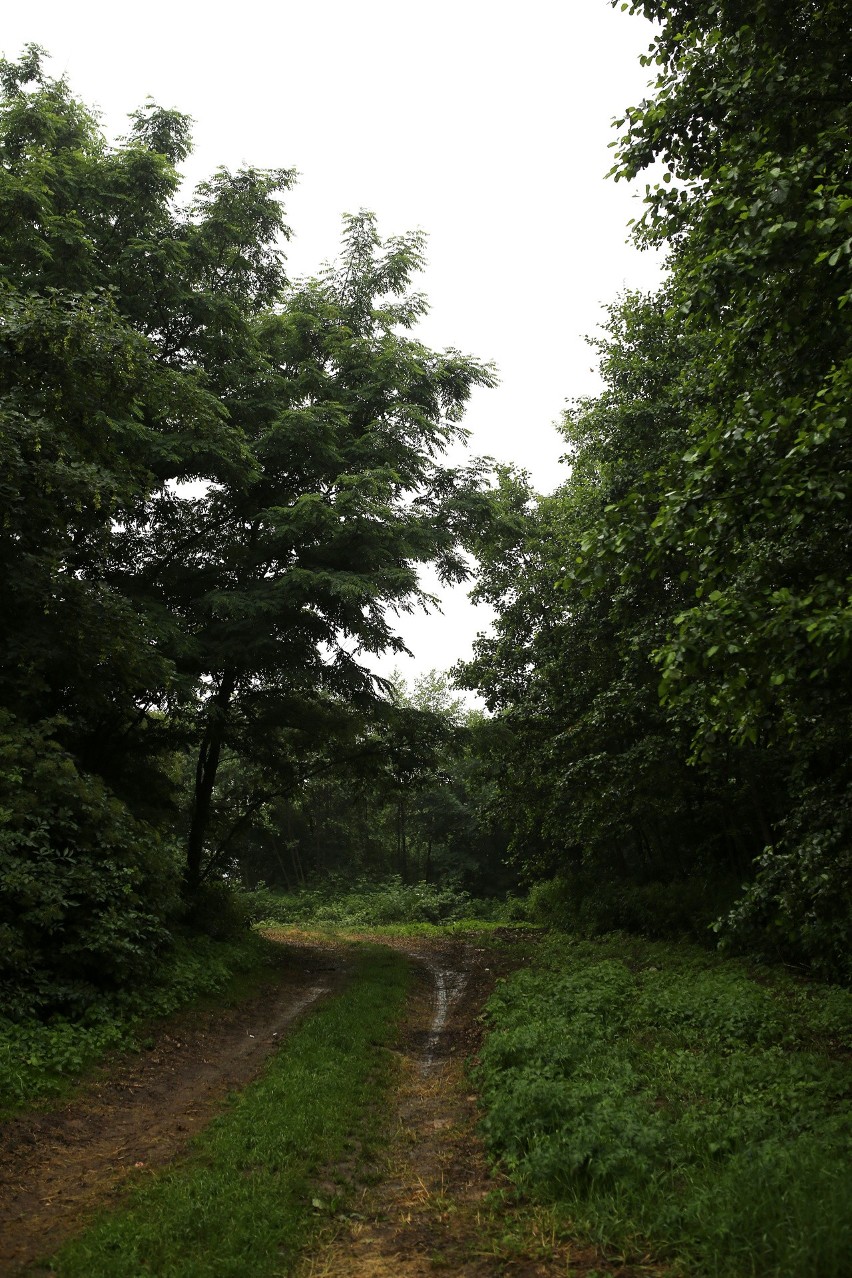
0, 941, 348, 1275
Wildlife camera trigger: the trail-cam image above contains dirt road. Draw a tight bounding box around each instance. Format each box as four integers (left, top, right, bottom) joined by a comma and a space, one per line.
0, 939, 347, 1274
0, 929, 654, 1276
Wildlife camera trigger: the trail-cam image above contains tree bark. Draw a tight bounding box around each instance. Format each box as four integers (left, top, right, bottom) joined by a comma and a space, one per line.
185, 671, 236, 898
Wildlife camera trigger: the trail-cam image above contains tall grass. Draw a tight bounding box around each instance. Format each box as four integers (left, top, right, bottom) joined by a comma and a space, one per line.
476, 933, 852, 1278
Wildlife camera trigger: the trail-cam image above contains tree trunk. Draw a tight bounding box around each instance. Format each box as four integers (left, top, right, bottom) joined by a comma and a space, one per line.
398, 798, 408, 882
185, 671, 236, 898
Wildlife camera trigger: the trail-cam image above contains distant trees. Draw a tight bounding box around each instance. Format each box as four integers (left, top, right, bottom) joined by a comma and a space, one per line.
459, 0, 852, 977
221, 671, 512, 899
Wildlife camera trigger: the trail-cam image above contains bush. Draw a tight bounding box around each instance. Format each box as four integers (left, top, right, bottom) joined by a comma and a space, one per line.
526, 872, 737, 943
186, 881, 254, 940
243, 875, 516, 928
718, 828, 852, 984
0, 714, 180, 1018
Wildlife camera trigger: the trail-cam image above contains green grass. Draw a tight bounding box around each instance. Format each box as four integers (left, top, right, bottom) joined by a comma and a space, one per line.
47, 944, 410, 1278
476, 932, 852, 1278
0, 932, 276, 1114
360, 918, 538, 937
245, 875, 527, 929
266, 917, 539, 939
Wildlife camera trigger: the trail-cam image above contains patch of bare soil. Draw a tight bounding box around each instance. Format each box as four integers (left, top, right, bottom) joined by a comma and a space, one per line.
0, 939, 349, 1275
299, 932, 667, 1278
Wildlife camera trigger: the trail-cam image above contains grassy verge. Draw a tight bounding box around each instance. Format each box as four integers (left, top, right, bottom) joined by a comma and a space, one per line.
245, 876, 527, 929
47, 944, 409, 1278
362, 919, 539, 938
0, 932, 276, 1114
476, 932, 852, 1278
265, 918, 539, 940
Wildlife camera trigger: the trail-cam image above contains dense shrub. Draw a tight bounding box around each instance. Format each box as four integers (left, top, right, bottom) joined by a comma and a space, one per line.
0, 715, 180, 1018
526, 872, 737, 943
244, 875, 519, 928
718, 803, 852, 983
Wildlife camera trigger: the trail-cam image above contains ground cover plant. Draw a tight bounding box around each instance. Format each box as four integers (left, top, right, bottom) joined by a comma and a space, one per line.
0, 932, 273, 1113
476, 933, 852, 1278
246, 875, 525, 929
46, 944, 408, 1277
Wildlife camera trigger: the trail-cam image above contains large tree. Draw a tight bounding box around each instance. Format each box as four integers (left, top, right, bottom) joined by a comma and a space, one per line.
0, 45, 294, 797
1, 46, 294, 1007
0, 48, 494, 1009
120, 211, 495, 894
461, 0, 851, 974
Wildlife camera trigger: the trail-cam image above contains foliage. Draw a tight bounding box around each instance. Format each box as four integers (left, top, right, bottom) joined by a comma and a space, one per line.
477, 933, 852, 1277
215, 670, 513, 899
51, 946, 409, 1278
458, 458, 760, 939
0, 712, 179, 1017
605, 0, 852, 755
0, 44, 497, 1013
459, 0, 852, 973
245, 875, 518, 928
525, 873, 735, 943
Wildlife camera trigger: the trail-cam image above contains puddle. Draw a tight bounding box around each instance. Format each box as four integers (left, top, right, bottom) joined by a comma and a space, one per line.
414, 958, 468, 1074
275, 984, 329, 1029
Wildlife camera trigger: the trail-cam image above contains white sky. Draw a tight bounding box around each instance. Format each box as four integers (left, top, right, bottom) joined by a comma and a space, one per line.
4, 0, 664, 688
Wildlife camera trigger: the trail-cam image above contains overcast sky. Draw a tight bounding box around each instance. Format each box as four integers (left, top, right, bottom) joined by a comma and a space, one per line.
4, 0, 664, 688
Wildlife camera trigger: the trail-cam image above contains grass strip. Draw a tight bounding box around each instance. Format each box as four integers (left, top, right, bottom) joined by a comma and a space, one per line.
476, 932, 852, 1278
47, 944, 409, 1278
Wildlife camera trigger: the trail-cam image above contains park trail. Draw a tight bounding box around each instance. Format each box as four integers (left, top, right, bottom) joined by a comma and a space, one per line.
0, 929, 662, 1277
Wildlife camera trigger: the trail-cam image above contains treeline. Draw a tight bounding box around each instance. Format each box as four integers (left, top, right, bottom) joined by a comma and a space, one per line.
458, 0, 852, 980
211, 671, 511, 900
0, 47, 496, 1015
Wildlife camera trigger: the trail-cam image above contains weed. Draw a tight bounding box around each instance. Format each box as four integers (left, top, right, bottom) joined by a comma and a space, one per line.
476, 933, 852, 1278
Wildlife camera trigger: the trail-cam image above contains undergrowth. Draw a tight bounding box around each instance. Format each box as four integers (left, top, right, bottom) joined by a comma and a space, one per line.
477, 933, 852, 1278
246, 874, 525, 928
0, 932, 274, 1113
48, 945, 409, 1278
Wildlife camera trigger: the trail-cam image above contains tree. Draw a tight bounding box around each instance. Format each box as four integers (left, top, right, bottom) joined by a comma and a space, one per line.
1, 45, 293, 1007
120, 212, 495, 895
0, 46, 295, 797
607, 0, 852, 753
460, 1, 852, 969
0, 48, 495, 1008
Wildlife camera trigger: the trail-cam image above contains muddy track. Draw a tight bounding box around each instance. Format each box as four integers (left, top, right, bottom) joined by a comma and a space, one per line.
0, 929, 658, 1276
0, 940, 349, 1275
299, 932, 661, 1278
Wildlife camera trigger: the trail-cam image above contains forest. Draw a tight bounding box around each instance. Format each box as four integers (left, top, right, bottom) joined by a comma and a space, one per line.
1, 3, 850, 1276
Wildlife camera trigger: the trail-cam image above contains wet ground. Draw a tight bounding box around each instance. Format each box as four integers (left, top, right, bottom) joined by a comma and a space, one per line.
297, 932, 660, 1278
0, 929, 663, 1276
0, 940, 347, 1274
